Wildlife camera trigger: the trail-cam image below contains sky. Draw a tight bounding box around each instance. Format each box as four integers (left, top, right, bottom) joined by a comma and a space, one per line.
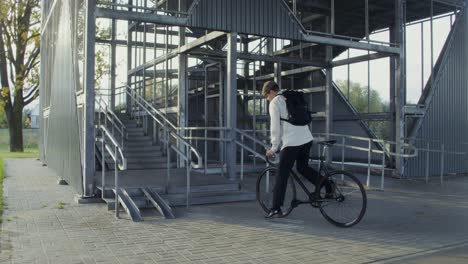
333, 14, 454, 104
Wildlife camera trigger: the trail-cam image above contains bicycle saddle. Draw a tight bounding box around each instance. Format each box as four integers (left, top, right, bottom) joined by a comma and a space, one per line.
317, 140, 337, 146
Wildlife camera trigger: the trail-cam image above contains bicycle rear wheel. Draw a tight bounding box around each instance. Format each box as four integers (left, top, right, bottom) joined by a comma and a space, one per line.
317, 170, 367, 227
256, 167, 296, 217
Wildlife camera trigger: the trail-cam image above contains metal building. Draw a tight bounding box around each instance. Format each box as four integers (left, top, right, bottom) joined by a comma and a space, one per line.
40, 0, 468, 220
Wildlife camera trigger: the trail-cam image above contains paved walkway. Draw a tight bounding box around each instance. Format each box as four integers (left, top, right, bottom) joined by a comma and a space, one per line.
1, 158, 468, 264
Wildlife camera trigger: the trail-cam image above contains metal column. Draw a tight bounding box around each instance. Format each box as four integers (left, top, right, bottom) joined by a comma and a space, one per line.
394, 0, 406, 177
325, 11, 334, 163
178, 0, 187, 168
83, 0, 96, 196
126, 0, 133, 114
226, 33, 238, 180
110, 0, 116, 110
274, 62, 282, 89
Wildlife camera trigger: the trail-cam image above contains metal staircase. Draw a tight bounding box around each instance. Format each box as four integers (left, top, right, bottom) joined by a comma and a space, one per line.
95, 85, 257, 222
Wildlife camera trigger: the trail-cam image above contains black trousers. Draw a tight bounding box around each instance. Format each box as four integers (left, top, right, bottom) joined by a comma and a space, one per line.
272, 141, 331, 210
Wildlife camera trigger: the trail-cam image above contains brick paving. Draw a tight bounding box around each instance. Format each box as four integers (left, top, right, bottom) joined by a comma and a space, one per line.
1, 158, 468, 264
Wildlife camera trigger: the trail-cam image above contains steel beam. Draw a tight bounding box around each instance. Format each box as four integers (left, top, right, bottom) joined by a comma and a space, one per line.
95, 8, 187, 26
301, 33, 400, 54
178, 31, 226, 54
226, 33, 238, 181
273, 42, 317, 56
83, 0, 96, 197
255, 65, 322, 81
96, 38, 178, 50
331, 52, 391, 67
189, 48, 326, 67
128, 31, 226, 76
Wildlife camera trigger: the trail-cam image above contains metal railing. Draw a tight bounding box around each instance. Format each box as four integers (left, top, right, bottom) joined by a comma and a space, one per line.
312, 133, 418, 190
95, 97, 128, 149
235, 129, 273, 184
96, 124, 127, 219
406, 137, 468, 184
125, 85, 203, 207
235, 129, 418, 190
177, 127, 230, 177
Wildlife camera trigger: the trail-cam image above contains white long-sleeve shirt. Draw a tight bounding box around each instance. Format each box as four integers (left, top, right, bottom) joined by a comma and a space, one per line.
269, 94, 313, 152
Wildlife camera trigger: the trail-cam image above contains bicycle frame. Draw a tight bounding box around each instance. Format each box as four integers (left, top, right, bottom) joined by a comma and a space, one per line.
268, 143, 334, 207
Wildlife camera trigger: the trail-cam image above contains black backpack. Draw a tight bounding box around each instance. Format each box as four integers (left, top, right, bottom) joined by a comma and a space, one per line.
279, 90, 312, 126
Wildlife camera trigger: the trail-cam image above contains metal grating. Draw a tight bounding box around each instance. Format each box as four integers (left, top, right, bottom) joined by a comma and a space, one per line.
187, 0, 303, 40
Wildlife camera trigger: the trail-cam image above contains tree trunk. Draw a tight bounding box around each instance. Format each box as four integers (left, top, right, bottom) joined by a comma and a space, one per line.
8, 108, 24, 152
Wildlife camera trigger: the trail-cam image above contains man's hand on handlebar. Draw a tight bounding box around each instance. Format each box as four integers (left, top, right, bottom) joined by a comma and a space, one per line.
266, 150, 275, 158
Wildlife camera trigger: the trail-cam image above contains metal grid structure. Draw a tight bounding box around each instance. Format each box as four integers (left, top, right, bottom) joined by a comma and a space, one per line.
40, 0, 467, 204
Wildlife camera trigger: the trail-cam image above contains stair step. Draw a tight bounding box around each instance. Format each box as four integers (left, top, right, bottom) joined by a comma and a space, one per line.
121, 162, 175, 170
127, 127, 145, 132
126, 151, 164, 158
167, 183, 240, 194
127, 132, 145, 137
125, 146, 161, 152
125, 141, 155, 147
126, 136, 153, 142
127, 156, 167, 163
162, 191, 256, 207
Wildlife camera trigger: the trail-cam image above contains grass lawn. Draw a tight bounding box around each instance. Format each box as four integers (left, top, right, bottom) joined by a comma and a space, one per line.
0, 147, 39, 224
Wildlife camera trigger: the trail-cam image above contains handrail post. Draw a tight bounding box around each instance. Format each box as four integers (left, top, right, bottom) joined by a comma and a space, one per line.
115, 145, 119, 219
425, 142, 430, 183
101, 136, 106, 199
440, 144, 445, 185
98, 103, 101, 132
341, 137, 345, 171
241, 134, 244, 185
204, 128, 207, 176
367, 138, 371, 187
381, 152, 385, 190
186, 147, 191, 208
166, 128, 171, 192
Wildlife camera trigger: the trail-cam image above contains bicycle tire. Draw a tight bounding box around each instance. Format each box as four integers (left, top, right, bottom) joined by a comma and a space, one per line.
256, 167, 296, 217
317, 170, 367, 227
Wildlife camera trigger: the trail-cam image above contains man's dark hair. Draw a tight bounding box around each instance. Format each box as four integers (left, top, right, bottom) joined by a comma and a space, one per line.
262, 81, 280, 96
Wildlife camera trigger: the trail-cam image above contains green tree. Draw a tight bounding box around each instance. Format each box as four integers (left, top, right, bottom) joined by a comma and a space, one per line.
0, 0, 40, 151
336, 80, 391, 141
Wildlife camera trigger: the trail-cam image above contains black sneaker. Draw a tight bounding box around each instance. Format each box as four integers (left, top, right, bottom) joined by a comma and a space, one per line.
265, 208, 283, 219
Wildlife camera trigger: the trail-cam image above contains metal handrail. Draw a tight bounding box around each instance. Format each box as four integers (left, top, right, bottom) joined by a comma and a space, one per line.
95, 97, 128, 147
98, 125, 127, 171
314, 133, 418, 158
96, 124, 127, 219
124, 85, 203, 169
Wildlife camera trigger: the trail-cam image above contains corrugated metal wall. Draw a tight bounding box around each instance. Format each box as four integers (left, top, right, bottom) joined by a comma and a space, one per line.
40, 0, 83, 194
187, 0, 303, 40
405, 8, 468, 178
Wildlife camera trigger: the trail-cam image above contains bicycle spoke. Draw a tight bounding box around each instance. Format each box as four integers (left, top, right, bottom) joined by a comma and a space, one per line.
318, 171, 367, 227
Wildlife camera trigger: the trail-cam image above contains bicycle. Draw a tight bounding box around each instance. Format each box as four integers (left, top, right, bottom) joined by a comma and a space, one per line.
256, 140, 367, 227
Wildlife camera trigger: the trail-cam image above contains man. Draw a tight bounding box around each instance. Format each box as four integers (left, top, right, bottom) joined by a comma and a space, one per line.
263, 81, 331, 218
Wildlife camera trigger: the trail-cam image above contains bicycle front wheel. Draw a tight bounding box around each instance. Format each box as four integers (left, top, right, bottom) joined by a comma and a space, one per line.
256, 167, 296, 217
317, 170, 367, 227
